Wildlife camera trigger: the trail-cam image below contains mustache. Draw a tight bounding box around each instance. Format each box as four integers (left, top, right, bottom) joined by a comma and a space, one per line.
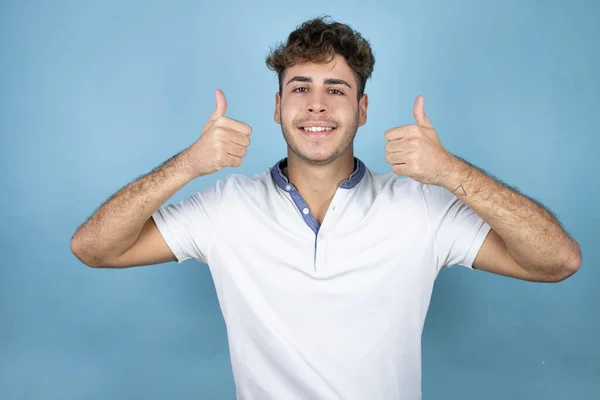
294, 117, 338, 127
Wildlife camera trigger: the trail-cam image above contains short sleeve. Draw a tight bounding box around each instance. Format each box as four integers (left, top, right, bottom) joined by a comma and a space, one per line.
421, 183, 491, 270
152, 180, 224, 264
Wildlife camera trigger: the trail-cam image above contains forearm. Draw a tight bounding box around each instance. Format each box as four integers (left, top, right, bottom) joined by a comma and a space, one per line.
71, 150, 198, 263
440, 156, 581, 274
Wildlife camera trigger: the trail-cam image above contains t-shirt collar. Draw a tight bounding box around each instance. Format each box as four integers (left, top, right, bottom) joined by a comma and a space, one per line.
270, 157, 366, 191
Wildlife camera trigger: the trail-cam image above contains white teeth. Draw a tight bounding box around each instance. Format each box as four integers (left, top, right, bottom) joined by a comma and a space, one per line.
302, 127, 333, 132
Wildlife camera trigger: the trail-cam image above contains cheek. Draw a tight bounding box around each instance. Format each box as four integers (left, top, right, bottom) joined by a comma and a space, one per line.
331, 101, 355, 116
281, 102, 302, 124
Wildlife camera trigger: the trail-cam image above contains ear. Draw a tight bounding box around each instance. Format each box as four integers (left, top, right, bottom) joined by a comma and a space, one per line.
274, 92, 281, 125
358, 94, 368, 127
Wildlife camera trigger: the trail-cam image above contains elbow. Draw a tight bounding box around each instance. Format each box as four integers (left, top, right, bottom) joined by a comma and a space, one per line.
70, 237, 102, 268
564, 243, 582, 279
548, 244, 582, 283
549, 265, 578, 283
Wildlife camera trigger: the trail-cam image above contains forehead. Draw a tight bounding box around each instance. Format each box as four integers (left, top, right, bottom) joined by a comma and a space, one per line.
283, 54, 356, 84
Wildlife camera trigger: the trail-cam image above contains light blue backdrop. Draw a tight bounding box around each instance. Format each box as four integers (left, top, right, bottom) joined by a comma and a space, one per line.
1, 0, 598, 399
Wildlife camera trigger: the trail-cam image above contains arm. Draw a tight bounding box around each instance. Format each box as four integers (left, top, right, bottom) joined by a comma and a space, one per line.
384, 95, 581, 282
439, 156, 581, 282
70, 151, 196, 268
70, 89, 251, 268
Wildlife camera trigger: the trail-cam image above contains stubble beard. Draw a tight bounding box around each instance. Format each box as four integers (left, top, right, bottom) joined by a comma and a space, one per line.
280, 108, 360, 166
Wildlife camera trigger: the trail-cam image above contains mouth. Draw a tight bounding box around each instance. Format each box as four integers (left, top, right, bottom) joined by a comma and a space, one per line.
297, 125, 337, 137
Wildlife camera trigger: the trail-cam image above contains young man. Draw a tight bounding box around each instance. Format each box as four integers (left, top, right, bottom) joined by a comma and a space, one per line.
71, 16, 581, 400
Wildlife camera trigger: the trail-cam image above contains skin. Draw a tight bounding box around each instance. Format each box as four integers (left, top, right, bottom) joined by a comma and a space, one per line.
273, 54, 581, 283
71, 51, 581, 282
274, 54, 368, 223
383, 102, 581, 281
70, 90, 252, 268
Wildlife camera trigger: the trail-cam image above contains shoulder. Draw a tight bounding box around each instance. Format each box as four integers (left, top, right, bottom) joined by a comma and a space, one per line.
202, 169, 272, 199
366, 169, 430, 203
365, 169, 464, 219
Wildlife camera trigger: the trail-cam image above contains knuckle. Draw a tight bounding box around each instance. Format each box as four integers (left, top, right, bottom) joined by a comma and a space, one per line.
215, 152, 225, 164
206, 119, 217, 130
212, 126, 224, 137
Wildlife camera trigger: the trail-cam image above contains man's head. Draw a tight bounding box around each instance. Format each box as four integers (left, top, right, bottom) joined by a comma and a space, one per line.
266, 16, 375, 166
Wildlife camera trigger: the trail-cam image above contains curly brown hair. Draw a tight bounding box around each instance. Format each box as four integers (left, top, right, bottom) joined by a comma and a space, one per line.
265, 16, 375, 101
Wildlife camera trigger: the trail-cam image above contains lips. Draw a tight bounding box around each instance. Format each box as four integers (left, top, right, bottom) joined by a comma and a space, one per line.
297, 120, 337, 136
300, 126, 335, 133
298, 118, 336, 127
297, 127, 336, 137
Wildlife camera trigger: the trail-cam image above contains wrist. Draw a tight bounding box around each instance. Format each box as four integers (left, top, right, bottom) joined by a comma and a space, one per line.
171, 149, 203, 182
438, 156, 471, 192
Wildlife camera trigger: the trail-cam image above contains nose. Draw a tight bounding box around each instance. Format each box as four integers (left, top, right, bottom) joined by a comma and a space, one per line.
307, 93, 327, 114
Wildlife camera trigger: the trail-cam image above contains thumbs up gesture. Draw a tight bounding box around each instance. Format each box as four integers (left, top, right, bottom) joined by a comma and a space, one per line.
384, 96, 456, 186
185, 89, 252, 177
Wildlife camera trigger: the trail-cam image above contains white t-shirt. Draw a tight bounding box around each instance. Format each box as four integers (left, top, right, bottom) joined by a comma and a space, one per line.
152, 157, 491, 400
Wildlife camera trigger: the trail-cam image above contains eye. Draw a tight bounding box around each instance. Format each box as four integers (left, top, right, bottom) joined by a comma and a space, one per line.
329, 89, 344, 95
292, 87, 308, 93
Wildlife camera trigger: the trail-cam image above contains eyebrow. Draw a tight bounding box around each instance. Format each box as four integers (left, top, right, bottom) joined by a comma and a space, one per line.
285, 76, 352, 89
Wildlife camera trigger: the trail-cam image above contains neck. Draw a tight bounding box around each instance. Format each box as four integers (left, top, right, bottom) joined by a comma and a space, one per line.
282, 148, 356, 222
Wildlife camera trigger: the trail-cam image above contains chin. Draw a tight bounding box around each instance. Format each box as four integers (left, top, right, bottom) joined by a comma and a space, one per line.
282, 125, 353, 165
292, 146, 347, 166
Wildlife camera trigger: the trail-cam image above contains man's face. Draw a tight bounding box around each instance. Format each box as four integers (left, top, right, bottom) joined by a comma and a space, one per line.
274, 54, 368, 166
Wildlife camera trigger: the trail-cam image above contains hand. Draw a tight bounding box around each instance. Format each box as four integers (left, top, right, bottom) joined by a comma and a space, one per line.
184, 89, 252, 177
384, 95, 456, 186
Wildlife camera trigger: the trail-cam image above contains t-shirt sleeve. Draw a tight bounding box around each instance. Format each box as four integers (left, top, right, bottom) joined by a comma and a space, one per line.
421, 183, 492, 270
152, 180, 224, 265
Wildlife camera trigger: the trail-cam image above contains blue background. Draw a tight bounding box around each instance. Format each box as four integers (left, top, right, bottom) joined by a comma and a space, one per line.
1, 0, 598, 399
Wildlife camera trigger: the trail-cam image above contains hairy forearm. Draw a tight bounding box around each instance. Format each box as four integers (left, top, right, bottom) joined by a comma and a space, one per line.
440, 156, 581, 274
71, 151, 197, 263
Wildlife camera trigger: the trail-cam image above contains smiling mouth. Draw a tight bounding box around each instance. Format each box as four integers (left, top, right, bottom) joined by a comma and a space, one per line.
299, 126, 336, 133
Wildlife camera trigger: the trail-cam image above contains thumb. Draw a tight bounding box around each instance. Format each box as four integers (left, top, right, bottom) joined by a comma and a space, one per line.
413, 95, 433, 128
209, 89, 227, 120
